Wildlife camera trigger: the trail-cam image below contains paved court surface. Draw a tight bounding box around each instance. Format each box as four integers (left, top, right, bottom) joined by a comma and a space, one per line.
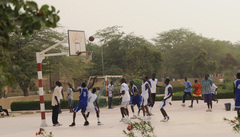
0, 99, 239, 137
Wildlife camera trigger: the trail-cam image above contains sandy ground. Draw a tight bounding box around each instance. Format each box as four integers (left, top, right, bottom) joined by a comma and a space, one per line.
0, 99, 239, 137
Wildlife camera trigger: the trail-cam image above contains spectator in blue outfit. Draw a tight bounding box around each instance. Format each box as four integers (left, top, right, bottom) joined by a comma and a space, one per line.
202, 74, 213, 112
181, 77, 193, 107
234, 72, 240, 117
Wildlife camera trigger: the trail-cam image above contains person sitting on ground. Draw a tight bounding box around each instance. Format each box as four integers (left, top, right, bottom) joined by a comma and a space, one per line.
0, 106, 9, 116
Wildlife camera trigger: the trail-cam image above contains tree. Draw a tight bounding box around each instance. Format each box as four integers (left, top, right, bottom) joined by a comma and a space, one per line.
0, 0, 60, 91
125, 45, 163, 79
7, 27, 66, 96
192, 49, 208, 77
207, 60, 219, 74
221, 53, 238, 70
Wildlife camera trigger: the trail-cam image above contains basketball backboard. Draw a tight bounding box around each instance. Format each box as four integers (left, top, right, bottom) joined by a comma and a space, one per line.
68, 30, 86, 56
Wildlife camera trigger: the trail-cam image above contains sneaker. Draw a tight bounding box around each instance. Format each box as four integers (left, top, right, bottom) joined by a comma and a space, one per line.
84, 121, 89, 126
209, 109, 212, 112
206, 109, 211, 112
216, 100, 219, 103
163, 116, 169, 122
141, 116, 147, 120
54, 123, 62, 126
160, 117, 166, 122
124, 117, 131, 124
181, 103, 185, 107
98, 121, 103, 125
188, 105, 193, 108
69, 122, 75, 127
147, 116, 151, 120
119, 118, 124, 122
150, 112, 154, 116
131, 115, 137, 119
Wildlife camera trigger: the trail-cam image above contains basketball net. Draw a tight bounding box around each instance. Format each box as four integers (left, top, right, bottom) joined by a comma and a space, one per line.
77, 51, 93, 63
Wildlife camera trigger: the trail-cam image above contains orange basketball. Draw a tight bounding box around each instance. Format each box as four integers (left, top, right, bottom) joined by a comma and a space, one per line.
89, 36, 94, 42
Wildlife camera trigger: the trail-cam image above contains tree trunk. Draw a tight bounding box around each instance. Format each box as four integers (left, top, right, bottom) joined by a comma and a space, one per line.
19, 79, 30, 96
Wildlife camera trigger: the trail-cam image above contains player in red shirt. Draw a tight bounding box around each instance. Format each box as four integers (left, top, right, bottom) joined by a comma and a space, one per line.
189, 79, 201, 108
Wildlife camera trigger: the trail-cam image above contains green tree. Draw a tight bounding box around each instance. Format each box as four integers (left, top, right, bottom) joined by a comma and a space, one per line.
7, 27, 66, 96
192, 49, 208, 77
221, 53, 238, 70
207, 60, 219, 74
0, 0, 60, 91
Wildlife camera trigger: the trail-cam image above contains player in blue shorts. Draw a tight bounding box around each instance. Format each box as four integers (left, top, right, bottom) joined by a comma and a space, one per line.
234, 72, 240, 118
69, 77, 97, 127
129, 80, 142, 119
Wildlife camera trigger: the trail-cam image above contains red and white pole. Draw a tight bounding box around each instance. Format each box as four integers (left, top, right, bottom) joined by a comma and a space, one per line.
36, 52, 47, 127
105, 76, 108, 107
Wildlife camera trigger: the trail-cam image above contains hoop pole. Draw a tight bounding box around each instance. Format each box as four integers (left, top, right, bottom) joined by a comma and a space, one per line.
105, 76, 108, 106
40, 38, 68, 55
36, 52, 47, 127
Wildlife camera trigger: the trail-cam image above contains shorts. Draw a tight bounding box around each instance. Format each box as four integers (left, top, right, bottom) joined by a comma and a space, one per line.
130, 98, 142, 108
73, 100, 87, 113
121, 101, 129, 108
204, 94, 212, 103
86, 104, 98, 113
159, 101, 168, 109
193, 94, 202, 97
235, 101, 240, 108
141, 96, 148, 106
68, 99, 73, 107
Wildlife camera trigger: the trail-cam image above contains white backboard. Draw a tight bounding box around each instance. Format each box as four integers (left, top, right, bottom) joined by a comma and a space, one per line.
68, 30, 86, 56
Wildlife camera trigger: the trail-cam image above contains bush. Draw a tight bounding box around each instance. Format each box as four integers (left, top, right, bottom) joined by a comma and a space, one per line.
217, 83, 226, 89
224, 78, 232, 83
157, 85, 185, 94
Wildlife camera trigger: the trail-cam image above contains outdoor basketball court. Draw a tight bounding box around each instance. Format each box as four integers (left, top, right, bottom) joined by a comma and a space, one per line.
0, 99, 239, 137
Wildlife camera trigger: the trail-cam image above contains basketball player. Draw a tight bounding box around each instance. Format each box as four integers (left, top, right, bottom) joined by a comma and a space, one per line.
129, 80, 142, 118
139, 76, 152, 120
148, 73, 160, 115
159, 78, 173, 122
86, 88, 103, 125
113, 78, 131, 124
234, 72, 240, 118
69, 77, 97, 127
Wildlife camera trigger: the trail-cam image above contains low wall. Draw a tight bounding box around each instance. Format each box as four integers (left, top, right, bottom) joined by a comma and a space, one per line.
0, 92, 81, 110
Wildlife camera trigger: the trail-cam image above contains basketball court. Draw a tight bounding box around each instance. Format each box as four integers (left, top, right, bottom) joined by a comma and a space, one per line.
0, 99, 239, 137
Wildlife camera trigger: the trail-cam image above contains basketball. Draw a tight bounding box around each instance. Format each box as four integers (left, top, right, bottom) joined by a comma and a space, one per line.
89, 36, 94, 42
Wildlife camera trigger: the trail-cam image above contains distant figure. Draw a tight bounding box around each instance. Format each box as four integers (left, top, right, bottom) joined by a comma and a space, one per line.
107, 81, 114, 109
67, 83, 74, 113
202, 74, 213, 112
161, 78, 165, 82
234, 72, 240, 118
0, 106, 9, 116
51, 81, 62, 126
59, 85, 64, 114
211, 82, 218, 103
181, 77, 192, 107
189, 79, 201, 108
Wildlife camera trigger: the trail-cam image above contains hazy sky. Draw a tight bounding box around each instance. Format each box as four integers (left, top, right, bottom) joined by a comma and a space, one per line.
36, 0, 240, 43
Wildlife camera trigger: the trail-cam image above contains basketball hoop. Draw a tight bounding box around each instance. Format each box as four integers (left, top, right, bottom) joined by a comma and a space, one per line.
76, 51, 93, 63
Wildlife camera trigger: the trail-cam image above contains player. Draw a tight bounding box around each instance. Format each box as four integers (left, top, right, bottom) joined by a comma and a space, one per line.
202, 74, 213, 112
189, 79, 201, 108
113, 78, 131, 124
234, 72, 240, 118
148, 73, 160, 115
159, 78, 173, 122
129, 80, 142, 118
86, 88, 103, 125
181, 77, 192, 107
69, 77, 97, 127
211, 82, 218, 103
138, 76, 152, 120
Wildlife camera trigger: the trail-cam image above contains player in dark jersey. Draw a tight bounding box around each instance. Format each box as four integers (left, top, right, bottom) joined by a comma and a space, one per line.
69, 77, 97, 127
234, 73, 240, 118
129, 80, 142, 118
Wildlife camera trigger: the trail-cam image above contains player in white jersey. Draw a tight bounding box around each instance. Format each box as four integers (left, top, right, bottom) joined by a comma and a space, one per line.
86, 88, 103, 125
148, 73, 160, 115
159, 78, 173, 122
138, 76, 152, 120
113, 78, 131, 124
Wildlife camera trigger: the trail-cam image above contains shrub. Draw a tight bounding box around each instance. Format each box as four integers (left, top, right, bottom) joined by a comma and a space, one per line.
217, 83, 226, 89
224, 78, 232, 83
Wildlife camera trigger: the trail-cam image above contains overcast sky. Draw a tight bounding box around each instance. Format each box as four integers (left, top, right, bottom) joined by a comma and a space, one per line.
36, 0, 240, 43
